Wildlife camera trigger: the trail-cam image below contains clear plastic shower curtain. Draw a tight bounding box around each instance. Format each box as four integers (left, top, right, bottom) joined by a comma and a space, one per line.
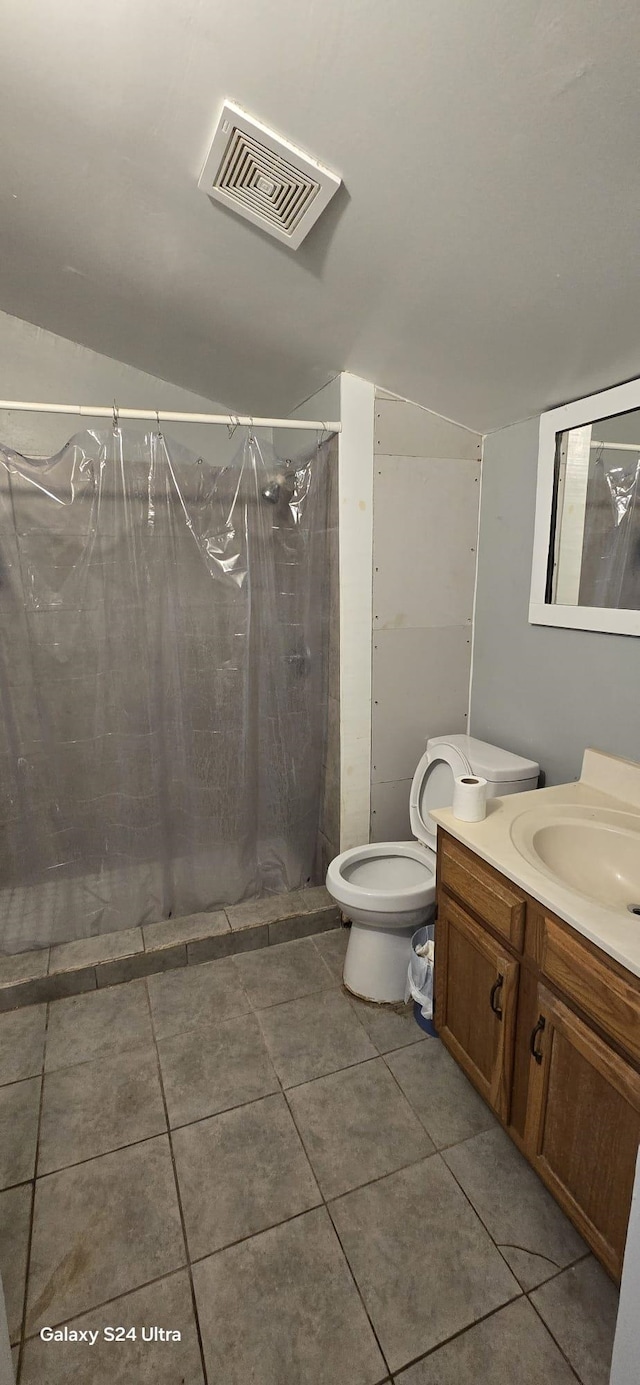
0, 426, 330, 953
578, 445, 640, 609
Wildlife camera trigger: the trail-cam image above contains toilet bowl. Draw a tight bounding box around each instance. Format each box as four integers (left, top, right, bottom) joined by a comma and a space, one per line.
327, 734, 539, 1003
327, 841, 436, 1002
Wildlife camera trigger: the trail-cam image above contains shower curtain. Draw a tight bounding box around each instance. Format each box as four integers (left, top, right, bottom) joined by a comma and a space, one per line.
578, 445, 640, 609
0, 426, 330, 953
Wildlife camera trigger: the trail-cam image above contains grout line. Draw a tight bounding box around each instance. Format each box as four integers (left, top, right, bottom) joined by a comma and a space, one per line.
381, 1293, 527, 1379
19, 1266, 192, 1345
279, 1061, 392, 1378
143, 977, 210, 1385
15, 1001, 49, 1383
33, 1125, 173, 1182
0, 1071, 44, 1093
33, 1030, 158, 1084
526, 1291, 585, 1383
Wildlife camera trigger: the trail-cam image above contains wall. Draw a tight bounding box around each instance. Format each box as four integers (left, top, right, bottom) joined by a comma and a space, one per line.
318, 436, 340, 873
370, 392, 482, 840
610, 1150, 640, 1385
279, 378, 342, 872
337, 375, 376, 849
0, 309, 227, 460
470, 416, 640, 785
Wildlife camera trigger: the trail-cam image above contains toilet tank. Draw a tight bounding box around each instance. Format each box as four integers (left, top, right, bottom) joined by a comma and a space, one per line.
427, 734, 540, 797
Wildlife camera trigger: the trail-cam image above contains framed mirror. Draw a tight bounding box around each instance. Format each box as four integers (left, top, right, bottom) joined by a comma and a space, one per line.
530, 378, 640, 635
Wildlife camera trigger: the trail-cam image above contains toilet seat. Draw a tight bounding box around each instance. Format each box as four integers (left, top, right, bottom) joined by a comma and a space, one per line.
327, 840, 436, 915
409, 742, 471, 851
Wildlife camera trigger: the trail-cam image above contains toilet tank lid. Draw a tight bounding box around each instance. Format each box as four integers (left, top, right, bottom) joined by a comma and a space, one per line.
426, 734, 539, 784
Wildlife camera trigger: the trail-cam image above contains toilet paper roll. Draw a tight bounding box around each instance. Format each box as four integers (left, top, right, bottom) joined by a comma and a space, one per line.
452, 775, 488, 822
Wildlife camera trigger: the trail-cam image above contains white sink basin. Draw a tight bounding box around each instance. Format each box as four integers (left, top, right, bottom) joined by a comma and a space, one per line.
510, 804, 640, 914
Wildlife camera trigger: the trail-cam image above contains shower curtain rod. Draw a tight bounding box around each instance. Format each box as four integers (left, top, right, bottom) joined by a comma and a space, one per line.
0, 401, 341, 432
590, 440, 640, 452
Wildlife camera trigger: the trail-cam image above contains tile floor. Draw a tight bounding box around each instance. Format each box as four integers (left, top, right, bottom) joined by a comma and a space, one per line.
0, 927, 619, 1384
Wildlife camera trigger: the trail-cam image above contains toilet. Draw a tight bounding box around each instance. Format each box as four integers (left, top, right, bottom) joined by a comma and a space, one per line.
326, 733, 539, 1003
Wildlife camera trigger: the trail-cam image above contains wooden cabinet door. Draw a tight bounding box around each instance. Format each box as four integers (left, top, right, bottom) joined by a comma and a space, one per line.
435, 896, 519, 1123
524, 984, 640, 1281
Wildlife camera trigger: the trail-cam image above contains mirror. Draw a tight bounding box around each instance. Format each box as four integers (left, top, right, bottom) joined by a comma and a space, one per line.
530, 380, 640, 636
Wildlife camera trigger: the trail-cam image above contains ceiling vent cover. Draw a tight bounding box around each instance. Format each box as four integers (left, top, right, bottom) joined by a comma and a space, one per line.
198, 101, 341, 249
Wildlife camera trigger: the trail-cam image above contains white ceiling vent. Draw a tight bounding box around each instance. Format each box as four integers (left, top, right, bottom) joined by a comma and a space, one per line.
198, 101, 341, 250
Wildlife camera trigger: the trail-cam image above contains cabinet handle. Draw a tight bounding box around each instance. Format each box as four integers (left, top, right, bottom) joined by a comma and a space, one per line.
489, 974, 504, 1018
530, 1015, 546, 1064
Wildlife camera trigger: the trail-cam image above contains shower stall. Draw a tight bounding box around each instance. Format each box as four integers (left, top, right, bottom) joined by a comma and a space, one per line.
0, 417, 336, 955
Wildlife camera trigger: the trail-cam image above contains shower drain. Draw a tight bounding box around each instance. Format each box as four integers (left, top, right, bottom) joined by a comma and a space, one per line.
627, 904, 640, 916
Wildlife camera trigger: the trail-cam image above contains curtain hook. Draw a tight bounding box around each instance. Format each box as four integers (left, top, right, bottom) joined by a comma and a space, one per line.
227, 414, 239, 439
155, 409, 162, 438
112, 399, 119, 432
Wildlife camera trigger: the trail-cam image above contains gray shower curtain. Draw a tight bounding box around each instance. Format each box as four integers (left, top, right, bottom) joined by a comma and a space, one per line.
0, 426, 330, 953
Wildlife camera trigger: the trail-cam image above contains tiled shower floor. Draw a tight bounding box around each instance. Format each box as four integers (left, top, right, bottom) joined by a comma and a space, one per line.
0, 927, 619, 1384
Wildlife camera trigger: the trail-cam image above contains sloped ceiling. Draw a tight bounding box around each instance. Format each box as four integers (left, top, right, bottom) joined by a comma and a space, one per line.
2, 0, 640, 431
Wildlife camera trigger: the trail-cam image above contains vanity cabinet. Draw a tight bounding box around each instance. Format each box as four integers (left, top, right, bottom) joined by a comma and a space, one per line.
435, 829, 640, 1282
435, 896, 518, 1123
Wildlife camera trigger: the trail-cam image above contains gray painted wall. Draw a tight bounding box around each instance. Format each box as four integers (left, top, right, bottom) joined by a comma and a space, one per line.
0, 309, 228, 461
470, 415, 640, 786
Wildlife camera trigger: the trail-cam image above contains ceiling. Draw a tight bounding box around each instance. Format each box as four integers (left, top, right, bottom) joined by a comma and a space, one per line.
2, 0, 640, 432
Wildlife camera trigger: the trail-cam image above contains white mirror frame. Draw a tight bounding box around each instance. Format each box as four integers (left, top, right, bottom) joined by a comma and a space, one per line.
529, 376, 640, 637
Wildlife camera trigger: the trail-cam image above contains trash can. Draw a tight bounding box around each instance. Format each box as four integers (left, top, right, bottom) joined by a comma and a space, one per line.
405, 923, 437, 1036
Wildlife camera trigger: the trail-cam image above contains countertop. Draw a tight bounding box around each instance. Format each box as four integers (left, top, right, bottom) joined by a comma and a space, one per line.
432, 752, 640, 979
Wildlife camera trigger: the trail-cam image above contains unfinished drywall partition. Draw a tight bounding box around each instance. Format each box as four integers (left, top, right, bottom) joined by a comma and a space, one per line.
370, 392, 482, 840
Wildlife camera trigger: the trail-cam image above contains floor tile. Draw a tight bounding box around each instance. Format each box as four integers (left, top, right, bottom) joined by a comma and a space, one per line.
174, 1093, 320, 1258
312, 926, 349, 980
193, 1206, 386, 1385
49, 927, 143, 973
384, 1039, 496, 1148
20, 1270, 204, 1384
0, 1182, 31, 1343
0, 1077, 40, 1188
258, 989, 377, 1088
288, 1058, 434, 1198
394, 1297, 578, 1384
349, 995, 426, 1054
26, 1135, 185, 1332
143, 909, 229, 951
530, 1256, 619, 1385
443, 1126, 587, 1289
158, 1011, 279, 1127
39, 1044, 166, 1174
329, 1156, 519, 1373
234, 936, 335, 1009
147, 954, 249, 1040
0, 1005, 46, 1085
45, 980, 152, 1072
